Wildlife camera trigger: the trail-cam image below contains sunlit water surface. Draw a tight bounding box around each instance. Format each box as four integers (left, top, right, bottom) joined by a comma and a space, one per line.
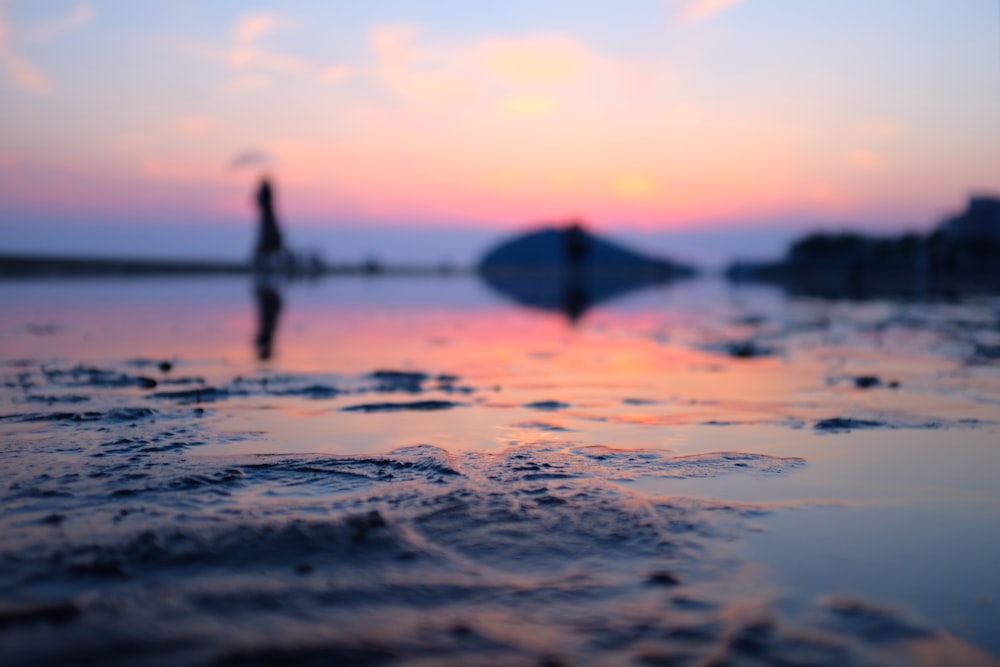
2, 276, 999, 666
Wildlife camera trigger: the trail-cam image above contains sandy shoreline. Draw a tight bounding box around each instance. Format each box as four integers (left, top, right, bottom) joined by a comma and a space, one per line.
1, 276, 999, 665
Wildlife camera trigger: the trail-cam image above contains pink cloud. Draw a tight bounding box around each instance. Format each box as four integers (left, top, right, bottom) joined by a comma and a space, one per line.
0, 1, 95, 93
0, 49, 51, 92
31, 2, 93, 42
673, 0, 748, 26
175, 116, 214, 137
847, 148, 886, 172
164, 11, 350, 93
368, 26, 616, 111
503, 95, 555, 118
233, 12, 281, 45
478, 35, 591, 86
369, 25, 481, 104
0, 7, 49, 92
371, 24, 420, 72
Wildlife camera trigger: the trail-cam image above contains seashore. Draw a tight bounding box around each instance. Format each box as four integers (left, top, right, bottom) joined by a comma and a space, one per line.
1, 275, 999, 666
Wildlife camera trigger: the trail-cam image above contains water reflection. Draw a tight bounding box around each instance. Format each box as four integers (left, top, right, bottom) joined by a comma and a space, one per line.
253, 279, 283, 361
480, 267, 677, 323
3, 274, 1000, 662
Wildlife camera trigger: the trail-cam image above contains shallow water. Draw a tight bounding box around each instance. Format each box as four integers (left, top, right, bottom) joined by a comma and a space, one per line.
1, 275, 999, 666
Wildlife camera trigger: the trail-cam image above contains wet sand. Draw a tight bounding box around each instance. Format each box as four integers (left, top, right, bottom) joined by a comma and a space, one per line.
0, 254, 461, 278
1, 276, 999, 666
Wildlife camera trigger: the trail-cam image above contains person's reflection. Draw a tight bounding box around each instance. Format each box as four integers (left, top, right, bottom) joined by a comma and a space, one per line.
564, 222, 589, 268
254, 280, 283, 361
562, 276, 589, 324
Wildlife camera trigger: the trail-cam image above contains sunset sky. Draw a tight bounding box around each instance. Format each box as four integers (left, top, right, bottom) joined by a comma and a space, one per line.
1, 0, 999, 265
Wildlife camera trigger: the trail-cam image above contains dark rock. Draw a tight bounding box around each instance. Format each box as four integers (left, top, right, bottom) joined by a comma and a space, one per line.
68, 560, 129, 578
43, 366, 159, 390
0, 602, 79, 628
512, 421, 573, 432
636, 651, 693, 666
728, 620, 775, 657
523, 401, 571, 411
814, 417, 885, 432
646, 571, 681, 586
347, 510, 387, 542
341, 400, 463, 413
24, 394, 91, 405
480, 222, 691, 274
478, 222, 695, 321
725, 340, 774, 359
1, 407, 156, 423
150, 387, 236, 404
270, 384, 342, 399
368, 370, 428, 393
853, 375, 882, 389
823, 597, 931, 642
213, 644, 396, 667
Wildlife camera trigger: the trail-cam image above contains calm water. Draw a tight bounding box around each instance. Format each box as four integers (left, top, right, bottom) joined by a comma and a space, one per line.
2, 275, 999, 665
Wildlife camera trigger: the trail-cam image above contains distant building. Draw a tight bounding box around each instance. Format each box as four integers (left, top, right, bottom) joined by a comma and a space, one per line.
941, 195, 1000, 241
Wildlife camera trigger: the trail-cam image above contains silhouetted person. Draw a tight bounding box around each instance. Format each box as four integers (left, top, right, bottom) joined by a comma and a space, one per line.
254, 177, 284, 264
254, 282, 282, 361
564, 223, 589, 268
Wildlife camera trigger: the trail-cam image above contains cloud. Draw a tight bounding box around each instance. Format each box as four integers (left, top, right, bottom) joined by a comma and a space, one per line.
139, 156, 231, 184
478, 35, 591, 86
863, 120, 902, 143
31, 2, 93, 42
673, 0, 748, 26
370, 25, 480, 103
0, 1, 93, 93
614, 174, 657, 199
221, 72, 271, 93
227, 12, 305, 73
847, 148, 885, 171
233, 12, 280, 45
0, 6, 37, 92
369, 26, 615, 111
219, 12, 351, 91
504, 95, 554, 118
666, 102, 702, 123
0, 48, 51, 92
371, 24, 419, 73
323, 65, 350, 84
161, 11, 350, 93
229, 149, 275, 171
175, 116, 213, 137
